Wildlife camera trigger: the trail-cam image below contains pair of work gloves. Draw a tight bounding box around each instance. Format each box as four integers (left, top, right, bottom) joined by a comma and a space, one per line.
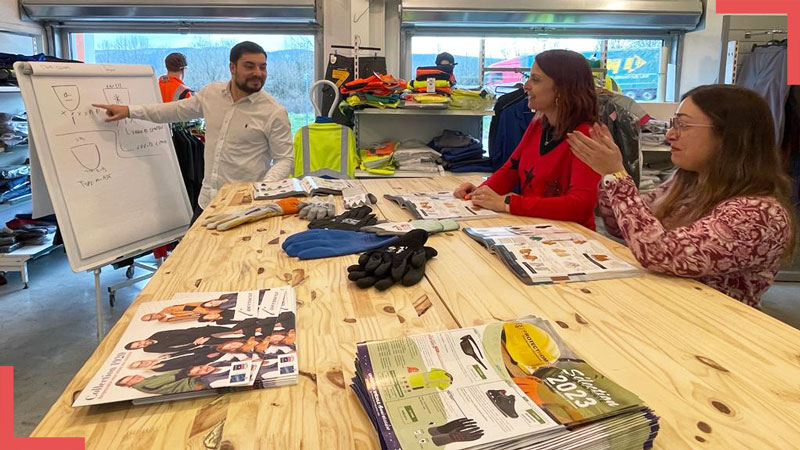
203, 198, 300, 231
307, 205, 378, 230
361, 219, 459, 236
296, 195, 336, 221
295, 187, 378, 222
302, 204, 459, 237
282, 228, 437, 290
342, 186, 378, 209
347, 229, 437, 291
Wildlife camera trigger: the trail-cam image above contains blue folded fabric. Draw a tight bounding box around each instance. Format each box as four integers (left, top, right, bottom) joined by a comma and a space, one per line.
282, 229, 399, 260
428, 136, 482, 153
446, 158, 495, 173
441, 149, 485, 163
438, 140, 483, 154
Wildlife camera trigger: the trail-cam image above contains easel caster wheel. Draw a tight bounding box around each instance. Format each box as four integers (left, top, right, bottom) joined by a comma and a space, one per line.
109, 293, 116, 307
125, 266, 135, 279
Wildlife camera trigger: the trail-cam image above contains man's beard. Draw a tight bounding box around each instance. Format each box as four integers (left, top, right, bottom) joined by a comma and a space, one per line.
235, 76, 264, 94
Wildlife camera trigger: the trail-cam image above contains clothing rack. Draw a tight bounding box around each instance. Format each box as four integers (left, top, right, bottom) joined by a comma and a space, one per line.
330, 36, 382, 79
744, 29, 787, 39
724, 29, 787, 85
727, 27, 798, 282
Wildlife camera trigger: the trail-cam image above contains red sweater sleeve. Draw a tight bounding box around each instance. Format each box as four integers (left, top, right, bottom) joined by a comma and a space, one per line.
482, 134, 525, 195
508, 154, 600, 224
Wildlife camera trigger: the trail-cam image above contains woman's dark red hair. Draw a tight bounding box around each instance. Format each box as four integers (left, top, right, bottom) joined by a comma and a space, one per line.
534, 49, 598, 139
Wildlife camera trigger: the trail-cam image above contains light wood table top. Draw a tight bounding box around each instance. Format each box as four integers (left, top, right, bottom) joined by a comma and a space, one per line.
32, 176, 800, 449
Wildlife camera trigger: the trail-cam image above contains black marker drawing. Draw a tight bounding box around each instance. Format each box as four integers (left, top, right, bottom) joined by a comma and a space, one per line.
71, 143, 101, 171
57, 130, 116, 167
53, 85, 80, 111
103, 87, 130, 105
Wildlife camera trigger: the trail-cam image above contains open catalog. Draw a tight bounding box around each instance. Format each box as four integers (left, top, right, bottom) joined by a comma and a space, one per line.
351, 316, 659, 450
384, 191, 499, 221
253, 176, 353, 200
464, 224, 640, 285
73, 287, 298, 407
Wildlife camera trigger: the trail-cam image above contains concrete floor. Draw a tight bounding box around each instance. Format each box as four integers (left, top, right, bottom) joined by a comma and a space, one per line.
0, 249, 798, 438
0, 249, 146, 437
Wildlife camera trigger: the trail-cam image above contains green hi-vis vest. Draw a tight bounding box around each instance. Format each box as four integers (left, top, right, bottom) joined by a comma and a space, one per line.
292, 122, 358, 179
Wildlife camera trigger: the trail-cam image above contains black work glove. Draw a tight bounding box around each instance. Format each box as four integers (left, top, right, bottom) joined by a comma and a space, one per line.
347, 229, 438, 290
307, 205, 378, 231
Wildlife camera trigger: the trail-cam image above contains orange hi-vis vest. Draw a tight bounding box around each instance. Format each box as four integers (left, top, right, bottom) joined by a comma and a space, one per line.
159, 75, 193, 102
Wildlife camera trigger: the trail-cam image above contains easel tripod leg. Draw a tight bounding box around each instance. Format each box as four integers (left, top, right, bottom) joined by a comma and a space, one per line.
94, 268, 103, 340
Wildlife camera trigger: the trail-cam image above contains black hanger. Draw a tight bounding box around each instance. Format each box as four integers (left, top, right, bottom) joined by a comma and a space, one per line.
752, 39, 787, 51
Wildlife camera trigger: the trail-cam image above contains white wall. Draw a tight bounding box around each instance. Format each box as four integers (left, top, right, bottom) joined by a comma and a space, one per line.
0, 0, 43, 36
323, 0, 388, 69
679, 0, 725, 95
678, 1, 787, 96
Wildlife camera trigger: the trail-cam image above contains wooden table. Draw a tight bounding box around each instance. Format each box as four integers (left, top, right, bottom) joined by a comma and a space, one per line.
32, 176, 800, 449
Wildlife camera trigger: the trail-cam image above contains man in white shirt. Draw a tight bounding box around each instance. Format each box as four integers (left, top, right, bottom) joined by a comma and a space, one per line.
94, 41, 294, 220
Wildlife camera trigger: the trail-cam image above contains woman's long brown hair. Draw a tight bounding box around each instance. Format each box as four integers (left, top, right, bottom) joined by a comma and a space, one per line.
534, 49, 598, 139
652, 84, 796, 255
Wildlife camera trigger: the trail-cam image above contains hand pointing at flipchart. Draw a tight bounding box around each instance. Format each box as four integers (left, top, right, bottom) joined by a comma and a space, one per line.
92, 104, 130, 122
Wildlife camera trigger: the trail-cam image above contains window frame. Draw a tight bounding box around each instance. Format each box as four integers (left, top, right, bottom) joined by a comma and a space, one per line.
402, 27, 683, 102
52, 23, 323, 87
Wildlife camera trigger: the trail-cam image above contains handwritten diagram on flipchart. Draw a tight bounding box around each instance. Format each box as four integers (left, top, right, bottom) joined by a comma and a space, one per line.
30, 73, 189, 263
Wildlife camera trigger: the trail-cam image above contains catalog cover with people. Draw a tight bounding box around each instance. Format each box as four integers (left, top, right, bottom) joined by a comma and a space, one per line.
73, 287, 297, 407
464, 224, 640, 285
351, 316, 658, 449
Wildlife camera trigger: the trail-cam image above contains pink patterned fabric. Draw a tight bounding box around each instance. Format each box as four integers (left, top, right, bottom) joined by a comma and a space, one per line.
598, 175, 792, 307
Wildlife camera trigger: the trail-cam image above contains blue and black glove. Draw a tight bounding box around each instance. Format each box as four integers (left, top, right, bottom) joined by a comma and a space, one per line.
347, 229, 437, 291
282, 229, 398, 260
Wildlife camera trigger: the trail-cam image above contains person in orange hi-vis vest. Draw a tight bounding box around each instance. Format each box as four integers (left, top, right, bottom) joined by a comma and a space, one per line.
153, 53, 194, 260
159, 52, 194, 103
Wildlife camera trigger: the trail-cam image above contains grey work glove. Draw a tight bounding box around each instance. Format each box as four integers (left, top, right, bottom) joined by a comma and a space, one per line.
360, 219, 460, 236
343, 186, 378, 209
297, 195, 336, 221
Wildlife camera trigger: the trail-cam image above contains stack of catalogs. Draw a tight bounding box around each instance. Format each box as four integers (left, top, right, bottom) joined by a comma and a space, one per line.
351, 316, 659, 449
73, 287, 297, 407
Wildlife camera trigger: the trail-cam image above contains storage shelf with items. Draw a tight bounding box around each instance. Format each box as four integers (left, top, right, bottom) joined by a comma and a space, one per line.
326, 48, 495, 177
351, 93, 495, 177
1, 32, 61, 284
638, 102, 677, 193
355, 108, 493, 117
354, 108, 493, 149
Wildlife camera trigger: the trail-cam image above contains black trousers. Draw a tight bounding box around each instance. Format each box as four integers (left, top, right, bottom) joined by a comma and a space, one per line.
191, 204, 204, 225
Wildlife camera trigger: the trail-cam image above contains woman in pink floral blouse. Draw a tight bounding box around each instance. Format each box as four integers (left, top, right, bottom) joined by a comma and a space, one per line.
567, 85, 796, 307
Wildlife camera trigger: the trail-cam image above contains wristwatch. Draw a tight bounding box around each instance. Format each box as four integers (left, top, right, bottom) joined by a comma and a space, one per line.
504, 195, 512, 205
602, 170, 628, 187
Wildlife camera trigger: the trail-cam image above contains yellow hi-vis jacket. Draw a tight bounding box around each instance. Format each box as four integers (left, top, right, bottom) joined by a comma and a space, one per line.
292, 122, 358, 179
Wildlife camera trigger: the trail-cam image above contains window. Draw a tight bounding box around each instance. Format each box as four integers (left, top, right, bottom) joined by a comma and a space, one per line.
410, 36, 483, 87
0, 31, 40, 55
410, 35, 665, 103
606, 39, 663, 102
70, 32, 315, 134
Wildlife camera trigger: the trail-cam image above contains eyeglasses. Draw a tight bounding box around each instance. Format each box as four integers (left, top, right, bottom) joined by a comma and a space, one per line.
668, 116, 714, 136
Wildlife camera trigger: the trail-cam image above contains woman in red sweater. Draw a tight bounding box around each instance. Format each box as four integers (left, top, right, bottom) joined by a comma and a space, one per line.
454, 49, 601, 230
568, 85, 796, 307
